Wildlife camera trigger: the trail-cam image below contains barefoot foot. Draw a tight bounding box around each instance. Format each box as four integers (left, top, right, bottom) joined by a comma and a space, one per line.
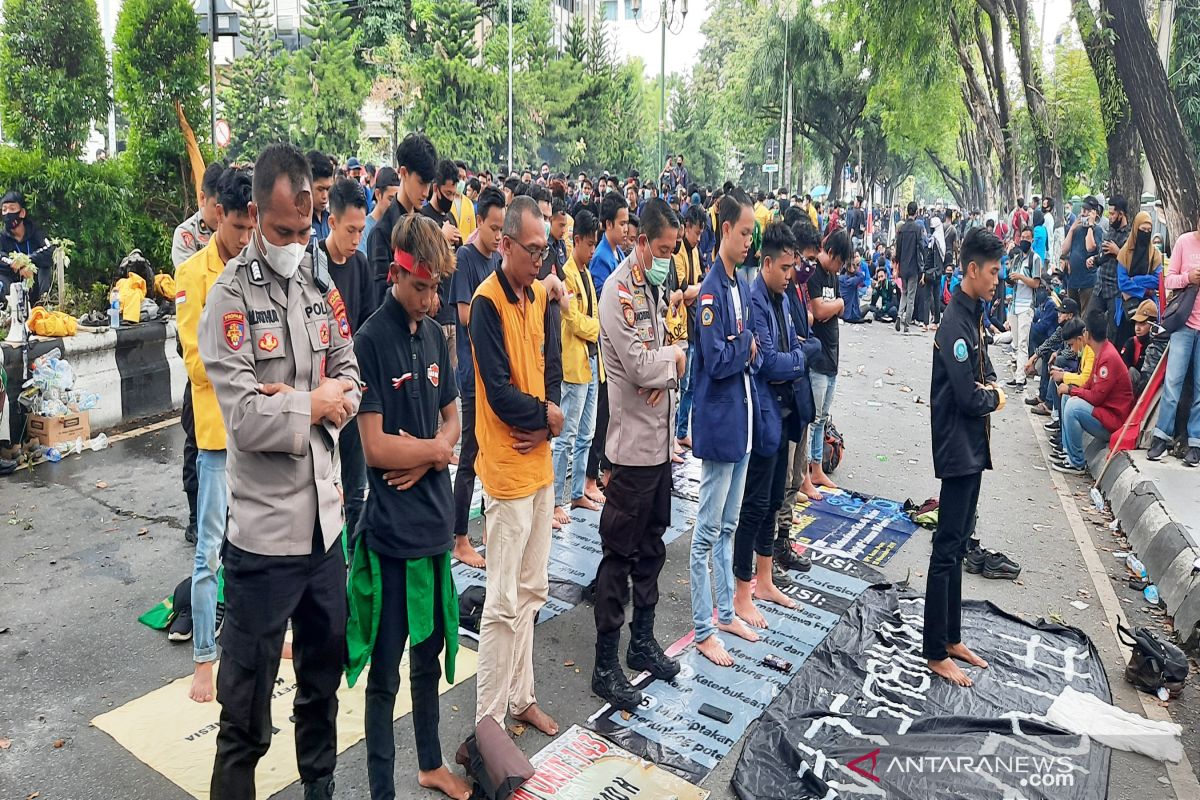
928, 657, 973, 687
696, 635, 734, 666
677, 436, 692, 449
584, 480, 606, 504
453, 537, 486, 569
754, 581, 798, 609
553, 506, 570, 527
809, 466, 838, 490
418, 765, 472, 800
799, 477, 823, 501
718, 617, 760, 642
513, 703, 559, 736
570, 496, 601, 512
733, 596, 768, 629
946, 642, 989, 669
281, 639, 293, 660
189, 661, 215, 703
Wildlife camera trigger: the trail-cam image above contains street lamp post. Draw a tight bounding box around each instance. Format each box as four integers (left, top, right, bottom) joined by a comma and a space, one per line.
194, 0, 240, 151
630, 0, 687, 172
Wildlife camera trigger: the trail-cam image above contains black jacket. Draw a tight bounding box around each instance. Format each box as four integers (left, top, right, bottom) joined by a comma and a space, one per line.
895, 219, 923, 281
0, 218, 54, 305
931, 288, 1000, 479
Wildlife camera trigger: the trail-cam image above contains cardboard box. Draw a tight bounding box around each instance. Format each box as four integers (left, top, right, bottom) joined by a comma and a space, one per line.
28, 411, 91, 446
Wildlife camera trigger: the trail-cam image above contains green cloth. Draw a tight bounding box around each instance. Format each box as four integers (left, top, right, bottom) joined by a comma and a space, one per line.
138, 569, 224, 631
345, 542, 459, 688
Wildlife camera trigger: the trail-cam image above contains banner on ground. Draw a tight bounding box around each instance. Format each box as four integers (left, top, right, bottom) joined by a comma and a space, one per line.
732, 586, 1112, 799
587, 552, 882, 782
789, 489, 919, 566
515, 725, 709, 800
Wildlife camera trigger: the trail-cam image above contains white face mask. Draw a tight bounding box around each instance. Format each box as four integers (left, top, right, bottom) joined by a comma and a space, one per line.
258, 226, 305, 279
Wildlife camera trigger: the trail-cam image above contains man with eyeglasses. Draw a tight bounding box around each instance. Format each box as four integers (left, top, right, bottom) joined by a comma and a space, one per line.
470, 195, 565, 736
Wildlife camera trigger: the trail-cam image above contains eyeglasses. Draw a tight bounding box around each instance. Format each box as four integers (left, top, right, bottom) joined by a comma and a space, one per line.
510, 237, 549, 262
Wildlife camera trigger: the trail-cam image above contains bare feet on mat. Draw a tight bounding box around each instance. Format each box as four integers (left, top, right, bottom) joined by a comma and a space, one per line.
552, 506, 570, 528
718, 616, 760, 643
584, 480, 606, 504
799, 477, 823, 501
188, 662, 215, 703
733, 596, 768, 629
513, 703, 559, 736
418, 766, 472, 800
947, 642, 989, 669
571, 496, 601, 512
928, 657, 973, 687
453, 537, 485, 569
809, 465, 838, 489
696, 635, 734, 667
755, 581, 798, 609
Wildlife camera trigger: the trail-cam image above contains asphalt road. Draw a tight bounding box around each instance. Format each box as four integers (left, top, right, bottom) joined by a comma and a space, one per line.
1, 319, 1197, 800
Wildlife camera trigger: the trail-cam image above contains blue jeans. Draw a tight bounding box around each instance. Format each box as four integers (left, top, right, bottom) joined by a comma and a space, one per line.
808, 371, 838, 462
1062, 396, 1109, 468
192, 449, 227, 663
675, 347, 695, 439
1154, 326, 1200, 447
690, 454, 749, 643
552, 356, 599, 506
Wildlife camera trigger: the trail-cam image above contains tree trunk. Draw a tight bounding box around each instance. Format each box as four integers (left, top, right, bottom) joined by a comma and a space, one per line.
1003, 0, 1063, 214
979, 3, 1019, 206
1103, 0, 1199, 238
829, 147, 849, 205
1072, 0, 1143, 203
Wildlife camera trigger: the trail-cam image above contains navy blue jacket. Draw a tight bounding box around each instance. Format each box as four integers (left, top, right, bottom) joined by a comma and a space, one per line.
749, 275, 822, 456
692, 257, 755, 463
784, 276, 817, 429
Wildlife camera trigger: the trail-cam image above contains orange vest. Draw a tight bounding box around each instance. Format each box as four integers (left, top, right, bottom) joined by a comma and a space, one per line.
472, 272, 552, 499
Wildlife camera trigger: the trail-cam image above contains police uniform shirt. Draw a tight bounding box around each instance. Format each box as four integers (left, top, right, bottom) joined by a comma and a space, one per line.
931, 287, 1000, 480
172, 210, 213, 269
355, 292, 458, 559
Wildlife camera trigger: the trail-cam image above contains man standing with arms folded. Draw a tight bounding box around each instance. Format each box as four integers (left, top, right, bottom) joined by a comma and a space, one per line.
471, 196, 564, 735
806, 229, 852, 490
176, 167, 254, 704
590, 199, 687, 710
690, 190, 759, 667
925, 227, 1006, 687
201, 144, 359, 798
450, 187, 507, 569
894, 201, 922, 333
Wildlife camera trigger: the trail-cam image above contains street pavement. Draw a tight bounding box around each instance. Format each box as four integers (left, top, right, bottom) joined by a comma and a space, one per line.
1, 319, 1198, 799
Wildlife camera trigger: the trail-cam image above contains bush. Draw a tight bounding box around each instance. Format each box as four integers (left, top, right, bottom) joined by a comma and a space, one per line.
0, 146, 173, 305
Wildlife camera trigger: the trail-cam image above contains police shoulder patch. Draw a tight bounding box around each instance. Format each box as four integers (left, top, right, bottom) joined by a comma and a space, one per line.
952, 338, 969, 362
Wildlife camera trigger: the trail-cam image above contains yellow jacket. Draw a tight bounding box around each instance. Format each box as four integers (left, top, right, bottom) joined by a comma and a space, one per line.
115, 272, 147, 323
1063, 345, 1094, 388
453, 195, 477, 242
176, 239, 228, 450
807, 203, 818, 229
560, 256, 604, 384
754, 201, 772, 232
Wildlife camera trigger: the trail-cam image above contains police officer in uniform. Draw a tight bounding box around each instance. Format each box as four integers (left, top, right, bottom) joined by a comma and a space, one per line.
925, 227, 1006, 689
200, 144, 359, 799
591, 198, 687, 711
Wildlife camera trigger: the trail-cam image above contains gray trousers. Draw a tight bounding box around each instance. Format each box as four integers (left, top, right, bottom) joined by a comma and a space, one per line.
774, 425, 811, 538
900, 276, 918, 325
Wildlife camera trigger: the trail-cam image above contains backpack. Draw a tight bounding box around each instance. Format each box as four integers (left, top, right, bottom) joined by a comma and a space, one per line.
822, 419, 845, 474
1119, 623, 1188, 697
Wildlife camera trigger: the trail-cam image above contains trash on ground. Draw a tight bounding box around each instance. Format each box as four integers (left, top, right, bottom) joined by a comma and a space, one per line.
1070, 600, 1090, 611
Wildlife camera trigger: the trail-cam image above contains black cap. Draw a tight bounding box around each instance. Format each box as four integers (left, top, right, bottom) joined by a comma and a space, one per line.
1060, 297, 1080, 315
1, 190, 26, 208
1083, 195, 1102, 212
373, 166, 400, 190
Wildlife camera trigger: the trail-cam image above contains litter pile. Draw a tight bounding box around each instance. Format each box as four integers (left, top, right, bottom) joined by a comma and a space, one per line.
11, 348, 107, 464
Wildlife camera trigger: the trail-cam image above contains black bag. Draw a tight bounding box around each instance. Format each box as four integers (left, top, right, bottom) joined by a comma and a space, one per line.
822, 418, 845, 474
459, 585, 486, 635
455, 716, 535, 800
1161, 284, 1199, 334
1118, 623, 1188, 697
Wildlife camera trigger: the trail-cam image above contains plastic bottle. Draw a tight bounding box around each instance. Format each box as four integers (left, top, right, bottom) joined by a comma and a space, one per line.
45, 448, 62, 463
1126, 554, 1148, 581
109, 290, 121, 330
1144, 584, 1160, 604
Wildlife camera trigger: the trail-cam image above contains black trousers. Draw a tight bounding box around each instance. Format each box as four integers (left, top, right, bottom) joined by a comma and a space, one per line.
210, 535, 347, 799
586, 381, 610, 480
922, 472, 982, 661
339, 418, 367, 550
366, 552, 446, 797
594, 461, 672, 634
452, 397, 478, 537
734, 439, 788, 582
181, 382, 198, 518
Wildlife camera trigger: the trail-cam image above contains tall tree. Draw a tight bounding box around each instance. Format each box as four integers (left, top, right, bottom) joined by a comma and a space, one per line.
287, 0, 370, 155
114, 0, 207, 214
1170, 0, 1200, 162
220, 0, 289, 162
1072, 0, 1142, 201
1103, 0, 1200, 236
0, 0, 109, 157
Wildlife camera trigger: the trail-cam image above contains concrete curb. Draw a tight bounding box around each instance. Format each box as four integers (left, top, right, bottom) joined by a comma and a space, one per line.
1085, 438, 1200, 649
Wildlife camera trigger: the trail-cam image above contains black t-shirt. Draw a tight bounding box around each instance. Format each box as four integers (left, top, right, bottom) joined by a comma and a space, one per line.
451, 242, 501, 397
319, 240, 374, 334
420, 202, 460, 325
807, 267, 841, 375
354, 293, 459, 558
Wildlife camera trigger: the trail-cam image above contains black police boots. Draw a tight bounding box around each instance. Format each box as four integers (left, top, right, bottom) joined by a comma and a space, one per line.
303, 776, 334, 799
627, 607, 681, 681
774, 536, 812, 573
592, 631, 643, 712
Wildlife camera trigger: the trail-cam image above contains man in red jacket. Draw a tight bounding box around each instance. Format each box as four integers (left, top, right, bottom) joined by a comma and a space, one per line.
1054, 309, 1134, 474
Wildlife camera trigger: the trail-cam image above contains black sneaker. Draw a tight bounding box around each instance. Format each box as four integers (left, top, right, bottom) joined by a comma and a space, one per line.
1052, 461, 1086, 475
1044, 419, 1061, 432
1147, 437, 1170, 461
1005, 377, 1025, 387
1024, 395, 1041, 406
774, 540, 812, 572
184, 522, 197, 545
168, 606, 193, 642
1185, 446, 1200, 468
964, 545, 986, 574
894, 316, 901, 332
214, 601, 225, 639
982, 550, 1021, 580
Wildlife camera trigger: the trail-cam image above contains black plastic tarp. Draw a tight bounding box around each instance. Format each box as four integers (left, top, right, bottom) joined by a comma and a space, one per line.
732, 585, 1112, 800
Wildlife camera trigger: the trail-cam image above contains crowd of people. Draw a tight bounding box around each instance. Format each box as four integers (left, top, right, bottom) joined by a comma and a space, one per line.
162, 131, 1200, 799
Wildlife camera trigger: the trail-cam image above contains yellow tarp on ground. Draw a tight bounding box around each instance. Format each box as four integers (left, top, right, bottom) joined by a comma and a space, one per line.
92, 648, 478, 800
